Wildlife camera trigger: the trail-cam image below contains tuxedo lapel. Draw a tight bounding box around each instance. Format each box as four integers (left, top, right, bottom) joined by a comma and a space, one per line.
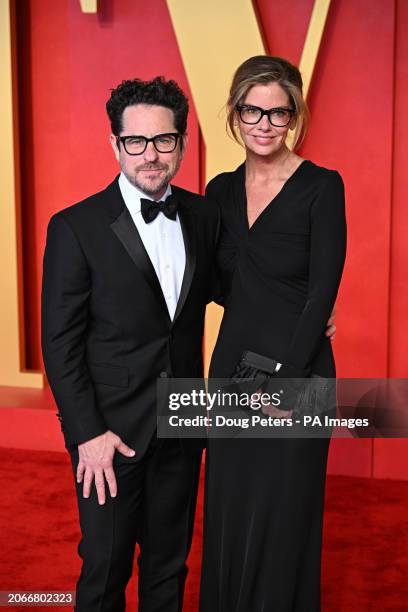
106, 179, 197, 325
172, 189, 197, 324
107, 180, 171, 319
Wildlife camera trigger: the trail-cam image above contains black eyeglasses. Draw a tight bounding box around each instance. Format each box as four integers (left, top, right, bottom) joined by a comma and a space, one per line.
116, 132, 180, 155
236, 104, 295, 127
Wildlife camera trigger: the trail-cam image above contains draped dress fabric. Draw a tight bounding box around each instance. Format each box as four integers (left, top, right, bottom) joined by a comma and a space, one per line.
200, 160, 347, 612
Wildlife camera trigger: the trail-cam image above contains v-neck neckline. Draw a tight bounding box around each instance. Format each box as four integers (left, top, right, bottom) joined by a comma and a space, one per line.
243, 159, 309, 232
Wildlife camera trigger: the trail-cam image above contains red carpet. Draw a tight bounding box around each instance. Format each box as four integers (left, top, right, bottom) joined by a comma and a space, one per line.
1, 448, 407, 611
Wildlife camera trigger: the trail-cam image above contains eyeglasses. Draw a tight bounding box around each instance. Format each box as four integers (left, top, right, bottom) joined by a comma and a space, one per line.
116, 132, 180, 155
236, 104, 295, 127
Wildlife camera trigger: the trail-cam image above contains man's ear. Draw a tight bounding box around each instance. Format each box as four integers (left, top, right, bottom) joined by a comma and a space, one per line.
180, 133, 188, 158
109, 134, 120, 162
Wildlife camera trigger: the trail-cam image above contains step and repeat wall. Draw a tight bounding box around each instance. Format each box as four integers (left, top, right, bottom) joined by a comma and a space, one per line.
1, 0, 407, 477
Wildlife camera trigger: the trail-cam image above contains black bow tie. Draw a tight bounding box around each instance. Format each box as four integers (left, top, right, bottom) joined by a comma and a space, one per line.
140, 194, 178, 224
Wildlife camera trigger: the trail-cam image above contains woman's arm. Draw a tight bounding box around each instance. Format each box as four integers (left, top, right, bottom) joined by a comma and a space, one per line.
278, 170, 347, 378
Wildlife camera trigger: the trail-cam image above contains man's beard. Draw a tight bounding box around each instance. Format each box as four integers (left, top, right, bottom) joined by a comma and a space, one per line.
124, 162, 175, 198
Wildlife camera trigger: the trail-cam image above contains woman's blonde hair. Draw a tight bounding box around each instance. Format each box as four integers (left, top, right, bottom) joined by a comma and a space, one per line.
227, 55, 309, 151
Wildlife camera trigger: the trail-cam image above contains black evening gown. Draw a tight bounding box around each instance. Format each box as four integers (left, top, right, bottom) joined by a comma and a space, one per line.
200, 160, 347, 612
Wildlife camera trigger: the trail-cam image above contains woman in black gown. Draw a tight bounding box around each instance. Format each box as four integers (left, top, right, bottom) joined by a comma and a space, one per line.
200, 56, 347, 611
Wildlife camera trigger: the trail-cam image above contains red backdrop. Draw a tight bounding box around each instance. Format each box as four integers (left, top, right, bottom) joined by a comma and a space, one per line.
15, 0, 408, 477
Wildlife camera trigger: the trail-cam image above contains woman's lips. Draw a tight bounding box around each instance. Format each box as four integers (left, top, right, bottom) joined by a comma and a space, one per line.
252, 135, 276, 145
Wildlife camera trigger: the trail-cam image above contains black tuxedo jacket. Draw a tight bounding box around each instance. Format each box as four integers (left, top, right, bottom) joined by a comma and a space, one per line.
41, 177, 219, 458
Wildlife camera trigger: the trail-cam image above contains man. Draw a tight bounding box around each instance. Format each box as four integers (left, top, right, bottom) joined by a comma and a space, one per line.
41, 77, 219, 611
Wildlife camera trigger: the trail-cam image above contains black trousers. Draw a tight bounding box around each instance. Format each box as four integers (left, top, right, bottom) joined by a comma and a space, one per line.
70, 438, 202, 612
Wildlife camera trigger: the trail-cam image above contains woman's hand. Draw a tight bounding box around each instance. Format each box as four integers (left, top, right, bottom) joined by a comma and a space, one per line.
325, 306, 336, 341
250, 390, 293, 418
260, 403, 293, 419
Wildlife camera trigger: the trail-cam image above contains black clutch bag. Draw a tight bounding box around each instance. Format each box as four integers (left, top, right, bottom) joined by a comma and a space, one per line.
231, 350, 278, 383
231, 351, 335, 417
231, 351, 301, 413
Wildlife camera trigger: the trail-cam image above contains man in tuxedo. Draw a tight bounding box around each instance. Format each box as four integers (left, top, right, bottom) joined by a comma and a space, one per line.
41, 77, 219, 612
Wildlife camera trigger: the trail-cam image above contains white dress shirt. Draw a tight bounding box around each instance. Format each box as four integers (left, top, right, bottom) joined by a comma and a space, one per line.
118, 172, 186, 320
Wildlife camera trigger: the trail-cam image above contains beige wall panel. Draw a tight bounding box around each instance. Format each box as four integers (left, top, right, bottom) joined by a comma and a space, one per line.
0, 0, 43, 387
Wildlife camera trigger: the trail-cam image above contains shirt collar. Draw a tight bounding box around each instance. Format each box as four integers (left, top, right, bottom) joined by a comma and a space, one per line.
118, 172, 172, 215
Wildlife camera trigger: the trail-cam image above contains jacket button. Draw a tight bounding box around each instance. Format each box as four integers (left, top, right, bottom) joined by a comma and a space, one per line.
159, 371, 168, 378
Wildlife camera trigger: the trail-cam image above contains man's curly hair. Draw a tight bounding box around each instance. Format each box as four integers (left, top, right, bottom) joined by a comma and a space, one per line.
106, 76, 189, 136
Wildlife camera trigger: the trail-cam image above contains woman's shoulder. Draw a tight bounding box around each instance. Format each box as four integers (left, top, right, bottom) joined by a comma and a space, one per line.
304, 160, 344, 185
303, 161, 345, 216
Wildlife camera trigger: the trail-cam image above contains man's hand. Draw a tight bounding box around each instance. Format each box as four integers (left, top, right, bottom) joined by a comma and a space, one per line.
77, 431, 136, 505
325, 306, 337, 341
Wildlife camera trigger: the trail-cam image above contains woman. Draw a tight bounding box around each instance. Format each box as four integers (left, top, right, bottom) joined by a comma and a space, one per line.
200, 56, 347, 611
